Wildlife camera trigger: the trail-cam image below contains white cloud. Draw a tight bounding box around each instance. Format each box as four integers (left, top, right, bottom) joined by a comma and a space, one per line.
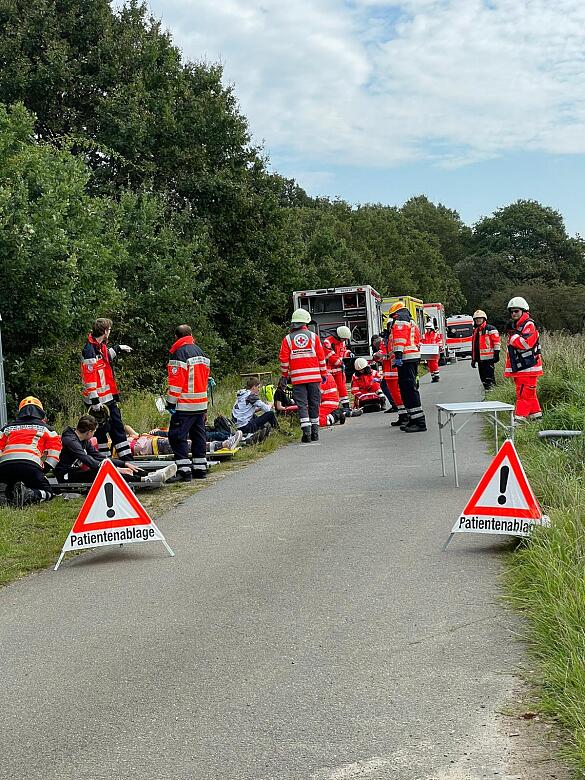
143, 0, 585, 168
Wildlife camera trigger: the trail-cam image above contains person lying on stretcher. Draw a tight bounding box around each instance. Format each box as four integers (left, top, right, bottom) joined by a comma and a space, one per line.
122, 425, 242, 456
56, 415, 176, 484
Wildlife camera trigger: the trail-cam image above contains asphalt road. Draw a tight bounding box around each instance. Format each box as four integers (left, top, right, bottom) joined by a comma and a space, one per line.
0, 360, 523, 780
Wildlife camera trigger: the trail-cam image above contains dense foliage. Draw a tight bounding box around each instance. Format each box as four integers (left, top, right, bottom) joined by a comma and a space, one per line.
0, 0, 584, 413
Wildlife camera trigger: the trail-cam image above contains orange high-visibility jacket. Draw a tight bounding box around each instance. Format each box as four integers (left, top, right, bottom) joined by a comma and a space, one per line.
472, 323, 501, 362
167, 335, 211, 413
392, 316, 421, 361
322, 335, 348, 375
279, 327, 326, 385
0, 419, 62, 468
81, 334, 119, 406
504, 313, 542, 378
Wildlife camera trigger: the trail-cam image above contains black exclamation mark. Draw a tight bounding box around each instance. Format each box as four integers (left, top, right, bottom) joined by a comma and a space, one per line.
498, 466, 509, 505
104, 483, 115, 518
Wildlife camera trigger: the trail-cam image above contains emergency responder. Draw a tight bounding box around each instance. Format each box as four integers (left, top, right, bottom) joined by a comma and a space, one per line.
166, 324, 211, 481
279, 309, 326, 443
504, 297, 543, 423
81, 318, 133, 460
0, 397, 61, 506
323, 325, 351, 415
471, 310, 501, 391
319, 371, 345, 427
371, 334, 396, 413
389, 301, 426, 432
351, 358, 386, 411
377, 327, 408, 427
422, 322, 441, 382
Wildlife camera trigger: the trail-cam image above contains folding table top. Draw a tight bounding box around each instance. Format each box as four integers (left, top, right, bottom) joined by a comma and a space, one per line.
436, 401, 515, 413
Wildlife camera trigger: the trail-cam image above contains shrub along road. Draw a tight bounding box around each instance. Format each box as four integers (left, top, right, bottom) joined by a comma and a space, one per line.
0, 361, 562, 779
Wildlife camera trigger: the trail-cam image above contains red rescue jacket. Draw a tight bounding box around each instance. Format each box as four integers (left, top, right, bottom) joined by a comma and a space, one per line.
279, 327, 326, 385
0, 416, 62, 469
504, 313, 542, 378
81, 334, 119, 405
167, 336, 211, 412
392, 315, 421, 361
472, 323, 501, 362
322, 335, 348, 375
351, 369, 381, 400
319, 373, 340, 415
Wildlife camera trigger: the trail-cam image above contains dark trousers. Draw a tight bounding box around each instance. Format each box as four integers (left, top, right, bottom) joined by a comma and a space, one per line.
380, 378, 394, 407
478, 360, 496, 389
292, 383, 321, 429
94, 400, 132, 460
0, 461, 53, 502
397, 361, 425, 423
168, 411, 207, 476
239, 410, 277, 435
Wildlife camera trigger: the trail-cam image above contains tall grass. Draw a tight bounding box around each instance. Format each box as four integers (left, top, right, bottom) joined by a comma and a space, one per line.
489, 333, 585, 770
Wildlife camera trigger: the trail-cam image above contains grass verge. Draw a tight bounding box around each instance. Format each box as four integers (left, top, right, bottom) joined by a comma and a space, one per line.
0, 372, 299, 587
487, 332, 585, 772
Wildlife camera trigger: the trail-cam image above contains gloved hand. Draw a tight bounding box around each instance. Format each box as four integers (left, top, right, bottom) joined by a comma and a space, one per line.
91, 402, 103, 412
394, 358, 403, 367
165, 403, 176, 416
493, 351, 500, 364
321, 375, 327, 384
116, 344, 133, 354
471, 362, 476, 368
278, 376, 288, 391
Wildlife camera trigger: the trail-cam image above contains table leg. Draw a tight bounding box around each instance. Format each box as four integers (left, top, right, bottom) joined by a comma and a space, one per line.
450, 413, 459, 487
439, 408, 445, 477
494, 411, 499, 451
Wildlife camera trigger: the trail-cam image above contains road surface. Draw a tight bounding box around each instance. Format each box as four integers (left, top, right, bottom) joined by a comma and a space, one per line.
0, 360, 525, 779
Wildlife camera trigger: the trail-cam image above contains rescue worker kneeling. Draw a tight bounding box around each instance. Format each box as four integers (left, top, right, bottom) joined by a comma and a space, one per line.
319, 371, 346, 427
0, 397, 61, 506
351, 358, 386, 412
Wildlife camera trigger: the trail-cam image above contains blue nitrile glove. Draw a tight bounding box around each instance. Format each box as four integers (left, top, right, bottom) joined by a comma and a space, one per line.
208, 377, 217, 388
165, 403, 176, 416
394, 358, 403, 367
321, 375, 327, 384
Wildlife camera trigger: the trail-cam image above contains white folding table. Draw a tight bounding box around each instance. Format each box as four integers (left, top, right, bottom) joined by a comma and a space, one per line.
437, 401, 515, 487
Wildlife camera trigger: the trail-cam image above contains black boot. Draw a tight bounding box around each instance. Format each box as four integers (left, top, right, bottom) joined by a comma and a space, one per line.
311, 425, 319, 441
167, 471, 193, 484
301, 429, 311, 443
402, 419, 427, 433
391, 413, 409, 427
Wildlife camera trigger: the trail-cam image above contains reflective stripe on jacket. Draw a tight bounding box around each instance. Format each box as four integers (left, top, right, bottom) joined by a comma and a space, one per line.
351, 369, 381, 399
322, 336, 348, 375
167, 336, 210, 412
81, 335, 119, 405
392, 315, 421, 361
472, 323, 501, 362
504, 313, 543, 377
319, 373, 340, 415
0, 419, 62, 468
279, 327, 326, 385
373, 342, 396, 379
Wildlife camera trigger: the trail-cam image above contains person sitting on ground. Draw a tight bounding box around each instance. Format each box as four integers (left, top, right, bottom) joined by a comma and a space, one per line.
57, 415, 176, 484
273, 383, 299, 415
232, 376, 277, 435
319, 372, 346, 427
351, 358, 386, 412
0, 396, 62, 506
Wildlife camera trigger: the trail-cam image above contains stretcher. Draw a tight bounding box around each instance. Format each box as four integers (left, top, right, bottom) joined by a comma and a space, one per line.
47, 478, 162, 494
133, 448, 240, 464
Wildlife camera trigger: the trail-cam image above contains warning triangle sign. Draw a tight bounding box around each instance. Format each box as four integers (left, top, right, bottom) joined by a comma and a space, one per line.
55, 460, 174, 569
450, 439, 550, 539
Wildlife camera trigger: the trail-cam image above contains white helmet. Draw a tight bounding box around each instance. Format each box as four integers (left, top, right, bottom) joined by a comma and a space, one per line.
507, 296, 529, 311
473, 309, 487, 320
291, 308, 311, 324
337, 325, 351, 340
354, 357, 368, 371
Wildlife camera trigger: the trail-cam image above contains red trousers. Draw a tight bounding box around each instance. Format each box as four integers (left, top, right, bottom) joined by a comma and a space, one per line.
333, 371, 349, 403
386, 376, 404, 409
514, 376, 541, 417
427, 359, 439, 375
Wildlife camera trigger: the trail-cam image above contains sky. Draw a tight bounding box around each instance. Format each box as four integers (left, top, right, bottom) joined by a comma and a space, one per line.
141, 0, 585, 235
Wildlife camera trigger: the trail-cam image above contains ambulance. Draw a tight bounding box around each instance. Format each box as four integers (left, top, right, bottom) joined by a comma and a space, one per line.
292, 286, 383, 360
446, 314, 474, 358
381, 296, 425, 333
423, 302, 451, 363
